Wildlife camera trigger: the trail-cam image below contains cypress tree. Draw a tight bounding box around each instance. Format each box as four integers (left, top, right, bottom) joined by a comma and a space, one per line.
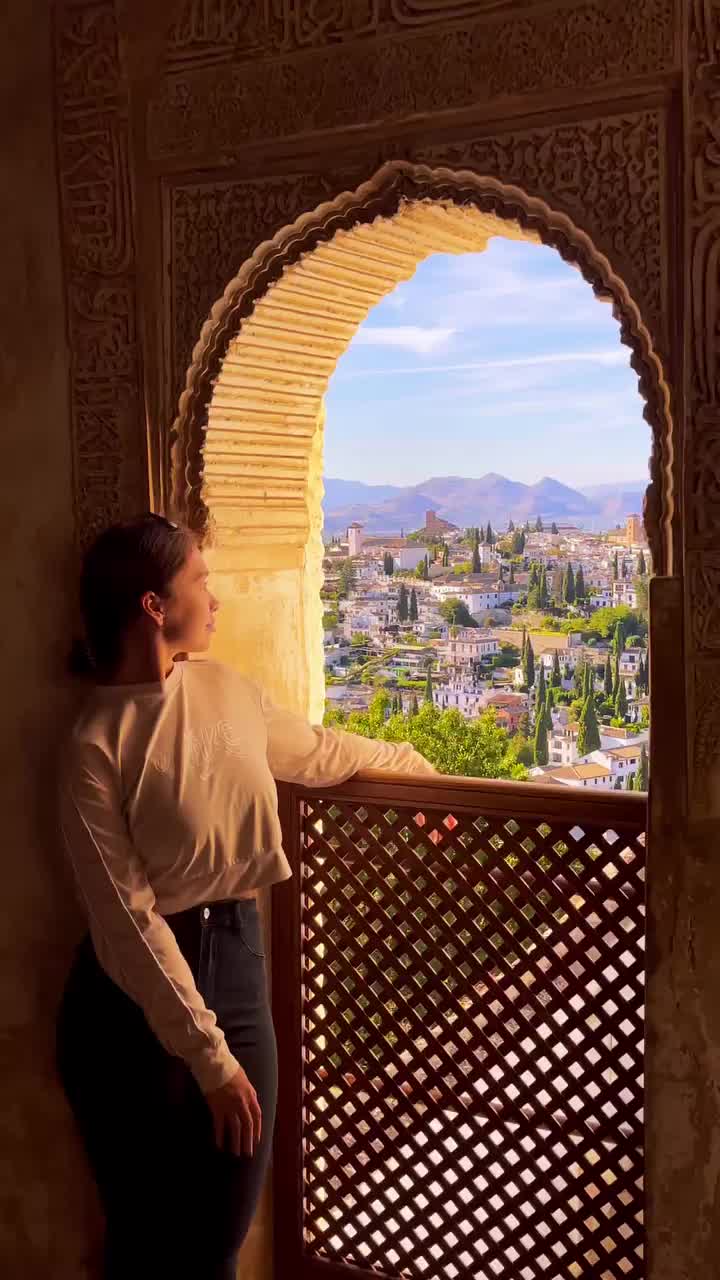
409, 587, 418, 622
574, 661, 586, 699
536, 661, 547, 711
551, 651, 562, 687
564, 562, 576, 604
533, 712, 549, 766
535, 515, 544, 532
635, 743, 649, 791
604, 654, 613, 698
509, 562, 515, 584
397, 583, 409, 622
615, 678, 628, 720
508, 519, 515, 532
625, 771, 635, 791
583, 662, 594, 700
539, 565, 549, 608
472, 543, 481, 574
577, 694, 601, 756
575, 565, 586, 599
637, 550, 647, 576
410, 694, 419, 716
612, 551, 619, 580
551, 521, 558, 535
424, 664, 434, 705
612, 653, 620, 700
612, 620, 625, 656
523, 637, 535, 688
486, 521, 493, 546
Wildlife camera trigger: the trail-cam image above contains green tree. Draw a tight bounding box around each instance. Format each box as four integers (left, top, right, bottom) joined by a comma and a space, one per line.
551, 651, 562, 688
424, 664, 434, 706
551, 521, 559, 535
615, 678, 628, 720
635, 743, 649, 791
508, 519, 515, 532
637, 550, 647, 575
409, 587, 418, 622
383, 552, 394, 576
612, 620, 625, 656
577, 695, 601, 755
612, 551, 619, 581
563, 562, 576, 604
439, 598, 477, 628
509, 562, 515, 584
337, 559, 356, 598
583, 662, 594, 700
574, 660, 586, 699
575, 565, 586, 599
522, 637, 535, 688
625, 771, 635, 791
533, 713, 549, 766
409, 694, 419, 717
536, 661, 547, 713
604, 654, 613, 698
539, 565, 549, 608
442, 545, 449, 567
486, 521, 493, 546
397, 583, 409, 623
325, 693, 527, 780
472, 542, 481, 573
535, 515, 544, 532
612, 653, 620, 700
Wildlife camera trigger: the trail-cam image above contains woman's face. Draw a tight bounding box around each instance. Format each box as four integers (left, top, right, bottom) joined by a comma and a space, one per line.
161, 543, 219, 654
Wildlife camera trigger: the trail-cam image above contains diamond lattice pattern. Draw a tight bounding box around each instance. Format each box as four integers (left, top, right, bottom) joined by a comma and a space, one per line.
298, 798, 645, 1280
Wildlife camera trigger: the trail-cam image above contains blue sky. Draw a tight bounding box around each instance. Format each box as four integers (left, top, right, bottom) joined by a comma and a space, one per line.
324, 238, 650, 490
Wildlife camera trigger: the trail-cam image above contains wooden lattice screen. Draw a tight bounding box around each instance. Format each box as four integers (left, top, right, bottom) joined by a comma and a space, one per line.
273, 774, 647, 1280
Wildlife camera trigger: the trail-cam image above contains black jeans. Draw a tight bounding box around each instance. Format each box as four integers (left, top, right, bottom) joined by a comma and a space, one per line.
56, 898, 278, 1280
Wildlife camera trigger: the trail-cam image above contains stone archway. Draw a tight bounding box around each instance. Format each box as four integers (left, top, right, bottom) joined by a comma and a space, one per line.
169, 162, 673, 722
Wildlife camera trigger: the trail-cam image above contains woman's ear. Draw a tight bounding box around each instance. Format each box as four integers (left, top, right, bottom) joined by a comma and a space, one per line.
140, 591, 166, 628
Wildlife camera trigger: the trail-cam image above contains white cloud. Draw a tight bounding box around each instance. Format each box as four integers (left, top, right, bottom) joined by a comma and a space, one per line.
338, 348, 630, 380
353, 324, 455, 355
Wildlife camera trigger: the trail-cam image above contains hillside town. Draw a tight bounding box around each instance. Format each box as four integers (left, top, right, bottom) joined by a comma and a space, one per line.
322, 508, 650, 790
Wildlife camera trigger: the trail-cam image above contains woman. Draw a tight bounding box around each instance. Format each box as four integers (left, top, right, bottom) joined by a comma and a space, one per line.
56, 513, 435, 1280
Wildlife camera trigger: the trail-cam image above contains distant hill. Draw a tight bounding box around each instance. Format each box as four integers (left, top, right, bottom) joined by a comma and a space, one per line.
322, 473, 647, 535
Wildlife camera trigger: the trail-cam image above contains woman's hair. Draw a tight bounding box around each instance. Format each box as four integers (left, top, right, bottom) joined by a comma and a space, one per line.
69, 514, 196, 678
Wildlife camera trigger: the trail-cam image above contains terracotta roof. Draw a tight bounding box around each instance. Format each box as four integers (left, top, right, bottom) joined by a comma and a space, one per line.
547, 763, 611, 781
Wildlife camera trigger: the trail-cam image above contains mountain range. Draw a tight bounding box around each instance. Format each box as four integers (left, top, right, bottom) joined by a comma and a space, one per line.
322, 473, 647, 536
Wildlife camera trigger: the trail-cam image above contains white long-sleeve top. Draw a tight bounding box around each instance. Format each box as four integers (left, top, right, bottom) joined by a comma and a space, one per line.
58, 658, 435, 1094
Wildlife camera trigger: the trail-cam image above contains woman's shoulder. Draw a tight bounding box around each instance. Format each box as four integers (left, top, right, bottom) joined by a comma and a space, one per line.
182, 658, 261, 700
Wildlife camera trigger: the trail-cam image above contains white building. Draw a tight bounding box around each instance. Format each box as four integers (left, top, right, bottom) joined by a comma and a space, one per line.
441, 629, 500, 663
434, 673, 489, 716
394, 547, 427, 572
612, 580, 639, 608
347, 522, 364, 556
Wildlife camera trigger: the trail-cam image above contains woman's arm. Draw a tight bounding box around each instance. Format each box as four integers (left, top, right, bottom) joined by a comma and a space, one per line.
59, 744, 240, 1095
258, 686, 438, 786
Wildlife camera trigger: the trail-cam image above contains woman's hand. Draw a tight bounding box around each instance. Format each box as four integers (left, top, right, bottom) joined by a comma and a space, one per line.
205, 1066, 262, 1157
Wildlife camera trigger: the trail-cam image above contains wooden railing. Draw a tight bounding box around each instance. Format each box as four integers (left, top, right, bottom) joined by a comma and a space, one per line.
273, 772, 647, 1280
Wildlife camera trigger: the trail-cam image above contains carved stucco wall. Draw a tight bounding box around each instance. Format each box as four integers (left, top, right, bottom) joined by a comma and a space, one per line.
45, 0, 720, 1276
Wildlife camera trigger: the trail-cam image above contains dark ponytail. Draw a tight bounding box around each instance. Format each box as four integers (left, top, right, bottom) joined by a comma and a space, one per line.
68, 514, 196, 679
